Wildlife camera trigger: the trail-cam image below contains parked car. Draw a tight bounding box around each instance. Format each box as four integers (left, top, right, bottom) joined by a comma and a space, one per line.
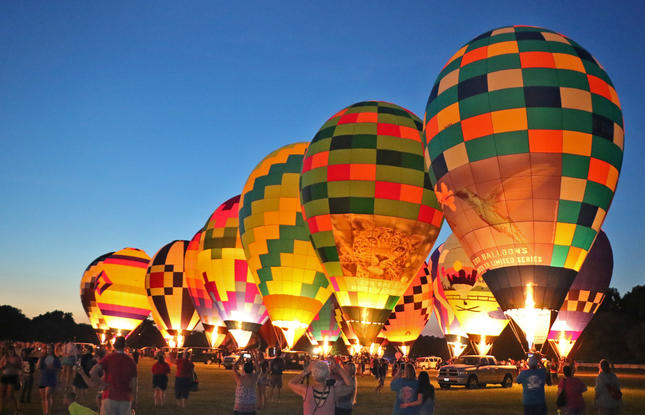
185, 347, 221, 364
222, 353, 242, 370
416, 356, 443, 370
437, 355, 517, 389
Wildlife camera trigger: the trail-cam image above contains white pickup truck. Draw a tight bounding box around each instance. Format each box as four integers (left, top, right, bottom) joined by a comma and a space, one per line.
437, 355, 517, 389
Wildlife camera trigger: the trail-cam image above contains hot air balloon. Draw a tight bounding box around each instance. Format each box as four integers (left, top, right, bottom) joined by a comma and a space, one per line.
423, 26, 623, 349
196, 195, 269, 349
430, 243, 469, 358
547, 230, 613, 357
146, 240, 200, 347
437, 234, 509, 355
307, 295, 342, 356
381, 261, 434, 356
300, 101, 444, 347
239, 142, 333, 349
80, 248, 152, 343
185, 229, 228, 348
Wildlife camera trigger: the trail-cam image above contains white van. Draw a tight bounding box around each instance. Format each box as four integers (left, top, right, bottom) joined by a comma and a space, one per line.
416, 356, 442, 370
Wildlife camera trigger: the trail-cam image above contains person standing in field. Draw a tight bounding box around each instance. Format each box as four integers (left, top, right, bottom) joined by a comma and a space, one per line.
20, 348, 37, 404
151, 353, 170, 407
61, 341, 78, 390
390, 363, 419, 415
268, 350, 285, 403
90, 336, 137, 415
38, 343, 62, 415
72, 346, 96, 402
256, 354, 269, 410
0, 345, 23, 415
516, 356, 547, 415
334, 361, 356, 415
595, 359, 622, 415
558, 365, 587, 415
233, 353, 259, 415
173, 350, 195, 408
400, 371, 435, 415
288, 359, 354, 415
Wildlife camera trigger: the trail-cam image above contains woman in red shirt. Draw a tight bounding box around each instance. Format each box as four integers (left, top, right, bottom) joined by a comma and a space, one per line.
173, 351, 195, 408
151, 354, 171, 407
557, 365, 587, 415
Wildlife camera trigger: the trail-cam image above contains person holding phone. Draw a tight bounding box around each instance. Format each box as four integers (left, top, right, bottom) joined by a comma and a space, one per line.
288, 359, 354, 415
233, 351, 260, 415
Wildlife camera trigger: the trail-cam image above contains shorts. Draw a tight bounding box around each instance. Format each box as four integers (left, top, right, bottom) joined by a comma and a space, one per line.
175, 376, 191, 400
101, 398, 131, 415
62, 356, 76, 366
270, 374, 282, 388
1, 374, 20, 387
153, 374, 168, 390
523, 403, 547, 415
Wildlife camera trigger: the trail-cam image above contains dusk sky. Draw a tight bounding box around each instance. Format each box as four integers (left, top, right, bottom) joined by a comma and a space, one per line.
1, 1, 642, 337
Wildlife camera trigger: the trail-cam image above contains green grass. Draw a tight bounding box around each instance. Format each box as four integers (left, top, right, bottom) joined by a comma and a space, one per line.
12, 359, 645, 414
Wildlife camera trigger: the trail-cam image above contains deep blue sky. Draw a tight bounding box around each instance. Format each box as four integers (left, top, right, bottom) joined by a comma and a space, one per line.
1, 1, 642, 328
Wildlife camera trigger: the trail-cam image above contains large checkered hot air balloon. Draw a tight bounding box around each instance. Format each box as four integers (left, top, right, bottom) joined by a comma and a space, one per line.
146, 240, 200, 347
239, 142, 333, 349
437, 234, 509, 355
80, 248, 152, 343
196, 195, 269, 349
380, 261, 434, 355
423, 26, 623, 349
300, 101, 444, 347
430, 243, 469, 358
548, 230, 613, 357
185, 229, 228, 348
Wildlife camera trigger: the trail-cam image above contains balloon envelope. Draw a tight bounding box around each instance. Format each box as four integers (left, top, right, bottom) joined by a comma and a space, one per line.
300, 101, 444, 345
307, 295, 342, 345
423, 26, 623, 346
381, 261, 434, 347
239, 142, 333, 349
81, 248, 152, 339
146, 240, 200, 347
185, 229, 227, 348
197, 195, 269, 348
548, 230, 613, 356
438, 234, 509, 354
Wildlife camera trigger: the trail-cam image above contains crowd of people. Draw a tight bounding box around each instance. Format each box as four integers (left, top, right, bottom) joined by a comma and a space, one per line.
0, 339, 626, 415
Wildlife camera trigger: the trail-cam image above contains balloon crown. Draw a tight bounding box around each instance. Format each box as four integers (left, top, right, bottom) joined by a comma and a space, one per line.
445, 268, 478, 287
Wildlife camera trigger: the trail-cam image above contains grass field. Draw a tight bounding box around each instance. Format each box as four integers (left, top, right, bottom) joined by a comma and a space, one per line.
11, 358, 645, 414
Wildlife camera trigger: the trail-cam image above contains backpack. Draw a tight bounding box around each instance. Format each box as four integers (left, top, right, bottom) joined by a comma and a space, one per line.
606, 383, 622, 400
556, 379, 567, 408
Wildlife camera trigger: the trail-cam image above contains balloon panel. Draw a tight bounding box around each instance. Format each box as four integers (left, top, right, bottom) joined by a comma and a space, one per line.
424, 26, 623, 311
382, 262, 434, 345
86, 248, 152, 333
548, 230, 613, 341
439, 234, 509, 338
80, 252, 113, 331
239, 142, 333, 347
300, 101, 443, 343
308, 295, 341, 343
198, 195, 268, 334
146, 240, 200, 336
429, 243, 463, 336
185, 229, 225, 329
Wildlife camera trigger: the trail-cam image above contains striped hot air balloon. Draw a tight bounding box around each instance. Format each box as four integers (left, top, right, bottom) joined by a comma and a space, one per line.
300, 101, 444, 347
430, 243, 469, 358
80, 248, 152, 343
197, 195, 269, 349
423, 26, 623, 349
146, 240, 200, 348
307, 296, 341, 355
185, 229, 227, 348
239, 142, 333, 349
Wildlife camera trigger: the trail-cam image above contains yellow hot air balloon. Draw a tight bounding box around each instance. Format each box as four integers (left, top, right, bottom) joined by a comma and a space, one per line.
80, 248, 152, 343
196, 195, 269, 348
239, 142, 333, 349
437, 234, 509, 355
146, 240, 200, 348
185, 229, 228, 348
300, 101, 444, 347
